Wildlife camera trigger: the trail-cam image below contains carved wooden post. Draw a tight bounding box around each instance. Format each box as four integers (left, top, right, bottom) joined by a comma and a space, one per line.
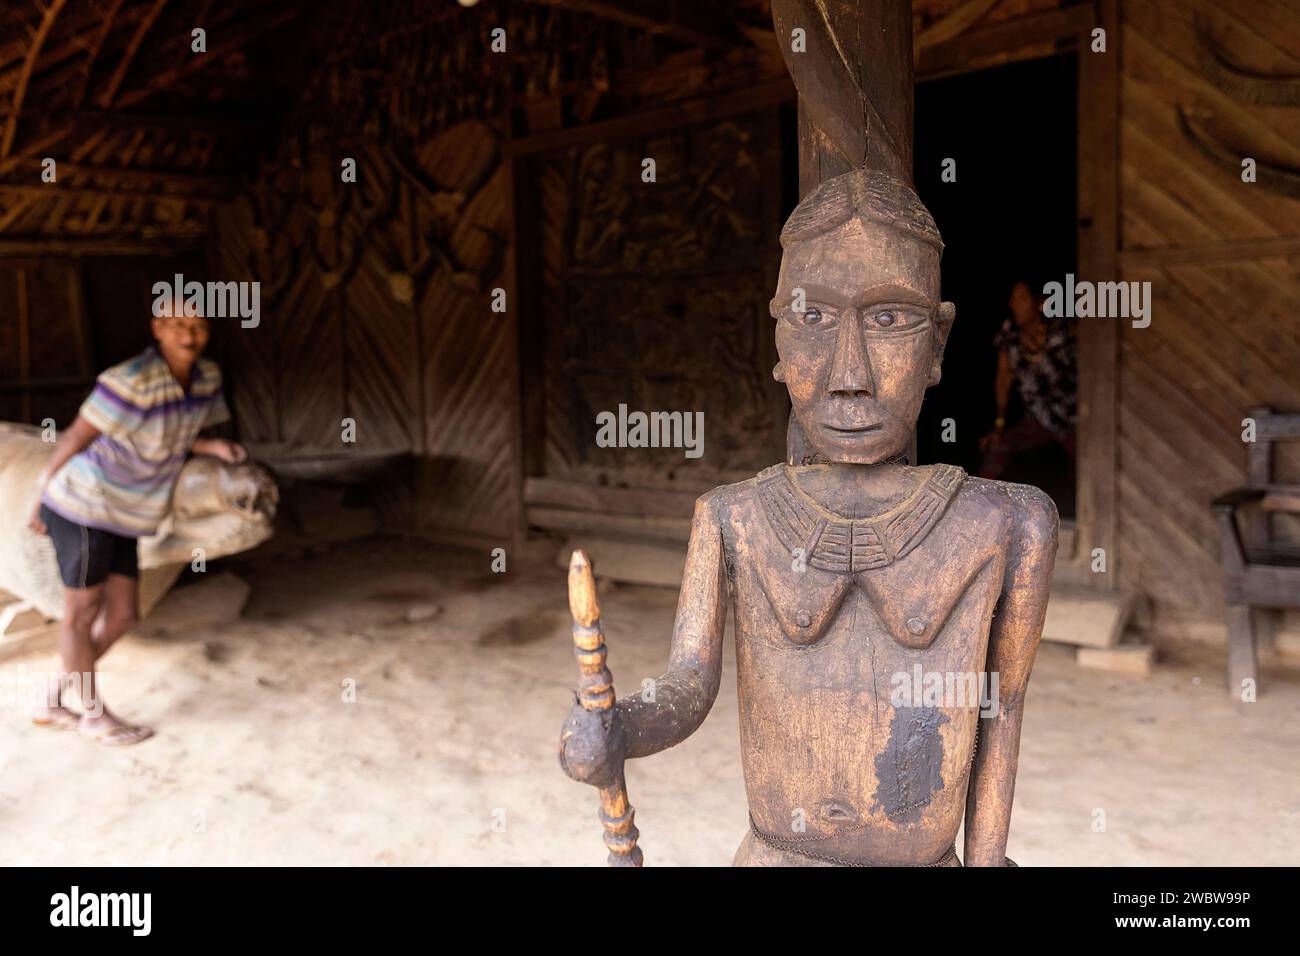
772, 0, 915, 196
773, 0, 917, 464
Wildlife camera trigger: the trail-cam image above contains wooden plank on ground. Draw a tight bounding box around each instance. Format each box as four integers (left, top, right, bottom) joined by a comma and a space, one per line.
1042, 586, 1139, 648
1077, 643, 1155, 677
555, 536, 686, 590
0, 621, 59, 662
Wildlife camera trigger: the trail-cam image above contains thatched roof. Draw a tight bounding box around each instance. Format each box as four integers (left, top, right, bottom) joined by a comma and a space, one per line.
0, 0, 1009, 250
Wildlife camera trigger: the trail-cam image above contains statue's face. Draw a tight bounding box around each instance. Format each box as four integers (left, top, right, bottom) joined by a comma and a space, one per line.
772, 216, 950, 464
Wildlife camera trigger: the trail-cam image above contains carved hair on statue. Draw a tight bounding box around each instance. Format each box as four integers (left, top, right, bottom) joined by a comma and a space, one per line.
780, 167, 943, 252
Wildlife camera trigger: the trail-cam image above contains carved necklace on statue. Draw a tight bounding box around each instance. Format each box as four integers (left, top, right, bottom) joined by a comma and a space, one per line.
798, 451, 909, 466
757, 462, 966, 574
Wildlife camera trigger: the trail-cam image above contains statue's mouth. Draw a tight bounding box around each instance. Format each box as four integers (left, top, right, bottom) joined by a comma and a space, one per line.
823, 422, 882, 434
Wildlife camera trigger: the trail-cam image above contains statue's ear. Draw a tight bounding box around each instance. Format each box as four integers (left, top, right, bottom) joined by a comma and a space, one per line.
929, 301, 956, 386
786, 411, 816, 465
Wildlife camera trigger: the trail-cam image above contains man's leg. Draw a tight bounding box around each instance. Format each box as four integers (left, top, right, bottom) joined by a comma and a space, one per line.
80, 572, 151, 744
58, 583, 104, 722
91, 573, 139, 662
31, 504, 102, 727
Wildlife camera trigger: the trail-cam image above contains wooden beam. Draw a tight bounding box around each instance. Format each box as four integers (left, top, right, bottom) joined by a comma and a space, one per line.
71, 108, 271, 136
527, 506, 693, 543
7, 158, 235, 194
505, 74, 794, 156
1075, 0, 1119, 590
915, 0, 1001, 52
1121, 236, 1300, 268
524, 476, 701, 517
0, 182, 226, 205
775, 0, 913, 186
0, 236, 204, 256
0, 193, 35, 231
98, 0, 169, 108
0, 376, 95, 393
523, 0, 744, 49
1, 0, 70, 159
72, 0, 126, 110
67, 261, 93, 378
0, 125, 75, 178
915, 5, 1093, 80
16, 266, 29, 421
115, 8, 299, 109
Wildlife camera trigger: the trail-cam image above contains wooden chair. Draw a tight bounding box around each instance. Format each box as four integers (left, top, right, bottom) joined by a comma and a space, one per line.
1211, 407, 1300, 697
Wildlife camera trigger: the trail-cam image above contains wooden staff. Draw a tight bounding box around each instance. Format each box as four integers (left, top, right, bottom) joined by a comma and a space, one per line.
568, 549, 643, 867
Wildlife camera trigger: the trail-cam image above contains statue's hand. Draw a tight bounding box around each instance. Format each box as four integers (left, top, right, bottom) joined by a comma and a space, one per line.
559, 697, 626, 788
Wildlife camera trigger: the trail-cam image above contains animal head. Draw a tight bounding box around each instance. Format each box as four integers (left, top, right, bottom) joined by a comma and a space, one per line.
140, 456, 279, 568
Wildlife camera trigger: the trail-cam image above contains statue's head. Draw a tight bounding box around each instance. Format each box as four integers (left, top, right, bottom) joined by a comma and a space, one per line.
771, 169, 954, 465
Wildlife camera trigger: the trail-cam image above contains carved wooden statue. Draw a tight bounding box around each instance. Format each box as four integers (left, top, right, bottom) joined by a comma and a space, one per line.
561, 167, 1057, 867
560, 0, 1057, 867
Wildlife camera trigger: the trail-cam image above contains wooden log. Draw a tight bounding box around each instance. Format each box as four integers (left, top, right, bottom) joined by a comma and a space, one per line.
0, 600, 46, 635
1076, 644, 1155, 678
556, 536, 686, 590
0, 621, 59, 662
1041, 587, 1138, 649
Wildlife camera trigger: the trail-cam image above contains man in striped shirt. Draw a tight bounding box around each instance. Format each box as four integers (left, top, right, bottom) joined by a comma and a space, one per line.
27, 302, 246, 745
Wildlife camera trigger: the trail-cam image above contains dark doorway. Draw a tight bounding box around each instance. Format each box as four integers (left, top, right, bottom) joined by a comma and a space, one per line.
914, 54, 1078, 519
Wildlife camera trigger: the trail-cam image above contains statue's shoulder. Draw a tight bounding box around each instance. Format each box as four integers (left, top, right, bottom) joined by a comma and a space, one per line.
959, 476, 1059, 549
692, 465, 782, 526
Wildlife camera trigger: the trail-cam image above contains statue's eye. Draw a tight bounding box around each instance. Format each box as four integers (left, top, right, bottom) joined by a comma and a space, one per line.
801, 307, 822, 325
875, 311, 897, 327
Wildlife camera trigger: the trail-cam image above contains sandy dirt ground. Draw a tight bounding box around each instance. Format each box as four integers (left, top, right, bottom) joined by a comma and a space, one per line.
1, 536, 1297, 866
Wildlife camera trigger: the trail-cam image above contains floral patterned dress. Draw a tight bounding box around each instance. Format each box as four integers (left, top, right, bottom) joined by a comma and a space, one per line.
993, 317, 1077, 440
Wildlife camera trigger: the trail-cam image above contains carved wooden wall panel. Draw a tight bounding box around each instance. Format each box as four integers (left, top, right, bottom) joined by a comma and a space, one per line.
535, 109, 787, 494
212, 120, 516, 539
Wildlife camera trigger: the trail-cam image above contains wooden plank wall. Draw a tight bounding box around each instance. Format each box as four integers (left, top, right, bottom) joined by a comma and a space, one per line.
211, 121, 517, 543
1116, 0, 1300, 640
0, 254, 201, 427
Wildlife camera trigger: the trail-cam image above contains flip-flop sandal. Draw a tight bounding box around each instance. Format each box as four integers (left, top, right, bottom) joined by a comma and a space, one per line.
32, 710, 81, 731
80, 724, 155, 747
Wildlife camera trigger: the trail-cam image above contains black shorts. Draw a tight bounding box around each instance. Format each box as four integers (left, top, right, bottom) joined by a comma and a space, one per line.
39, 504, 139, 589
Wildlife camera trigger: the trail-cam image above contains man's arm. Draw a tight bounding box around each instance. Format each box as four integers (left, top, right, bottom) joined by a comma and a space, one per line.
993, 349, 1012, 425
191, 436, 247, 464
963, 487, 1057, 866
28, 416, 101, 532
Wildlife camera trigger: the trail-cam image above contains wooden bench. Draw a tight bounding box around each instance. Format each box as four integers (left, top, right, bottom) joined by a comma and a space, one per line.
1211, 407, 1300, 697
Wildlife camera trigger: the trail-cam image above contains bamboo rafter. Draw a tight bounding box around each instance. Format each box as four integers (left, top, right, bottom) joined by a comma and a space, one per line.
1, 0, 70, 159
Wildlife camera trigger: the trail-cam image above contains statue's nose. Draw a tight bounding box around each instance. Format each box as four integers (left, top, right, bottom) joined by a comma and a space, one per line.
826, 308, 874, 396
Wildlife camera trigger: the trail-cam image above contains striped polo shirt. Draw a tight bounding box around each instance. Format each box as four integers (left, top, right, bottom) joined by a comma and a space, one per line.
42, 346, 230, 538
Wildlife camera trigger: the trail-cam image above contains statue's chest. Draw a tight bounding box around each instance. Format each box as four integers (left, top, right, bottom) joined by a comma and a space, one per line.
726, 466, 1004, 656
733, 541, 1002, 667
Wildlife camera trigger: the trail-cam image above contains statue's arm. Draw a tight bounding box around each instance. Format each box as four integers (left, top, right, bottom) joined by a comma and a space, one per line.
963, 487, 1058, 866
618, 494, 729, 759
